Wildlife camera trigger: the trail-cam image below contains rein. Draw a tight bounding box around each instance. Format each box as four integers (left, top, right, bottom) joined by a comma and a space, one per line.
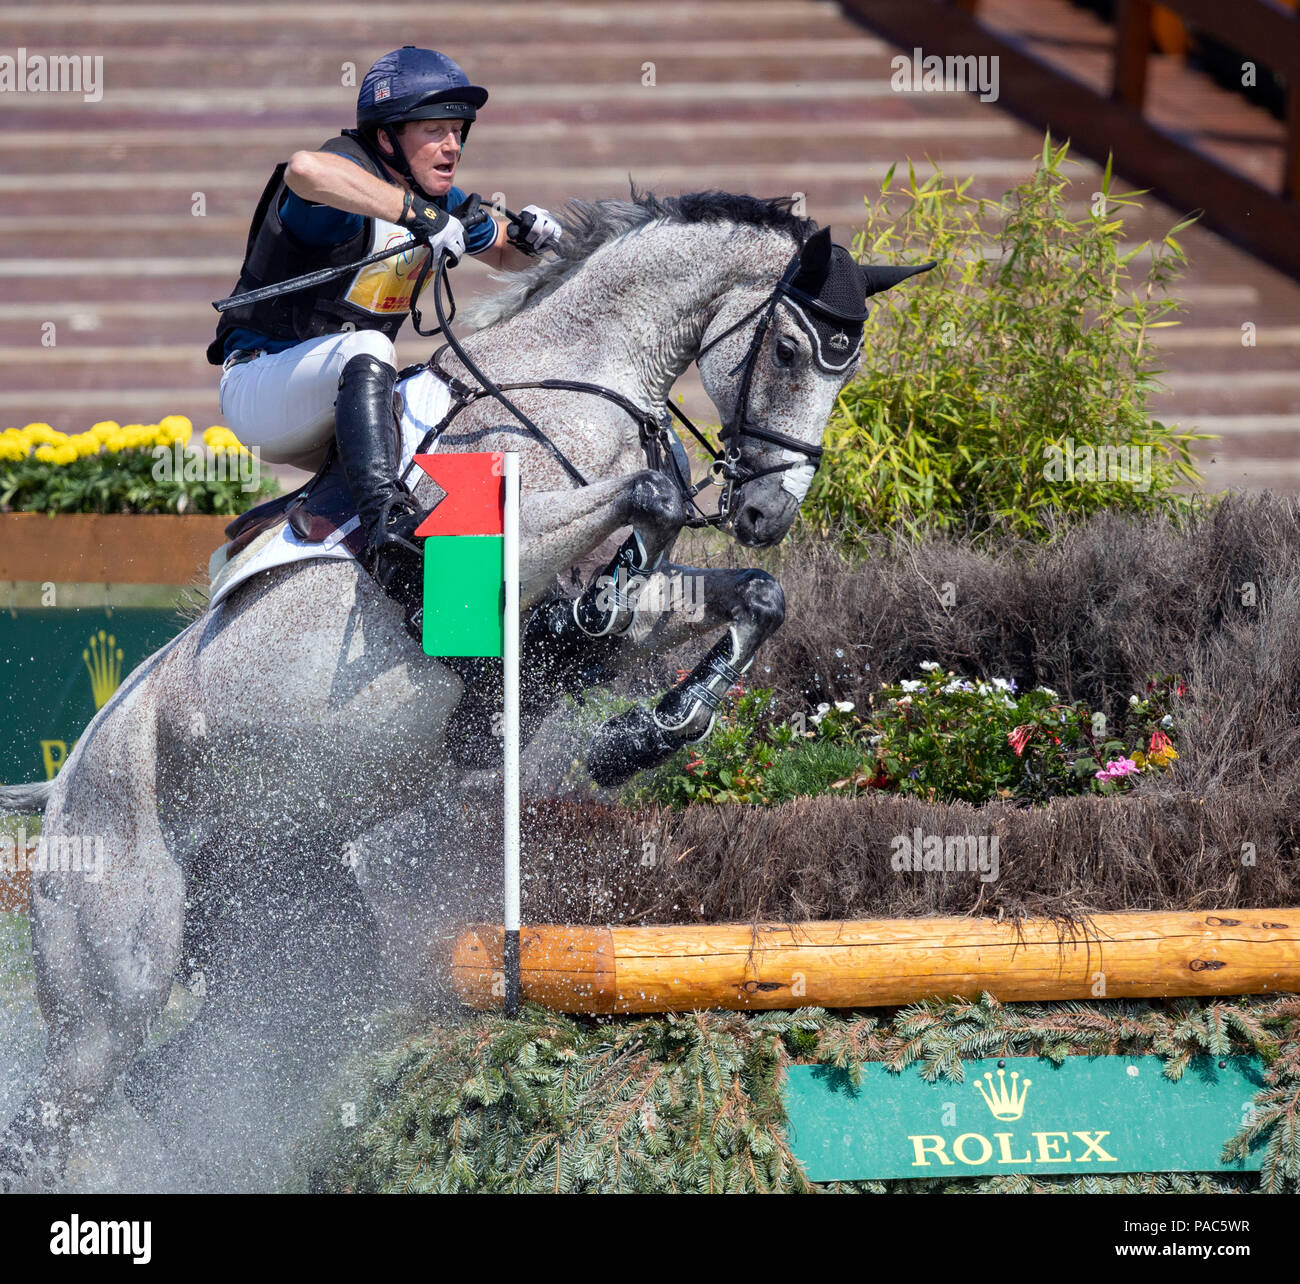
398, 239, 833, 530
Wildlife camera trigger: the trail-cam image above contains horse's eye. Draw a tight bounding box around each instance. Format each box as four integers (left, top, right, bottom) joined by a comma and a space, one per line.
775, 337, 798, 365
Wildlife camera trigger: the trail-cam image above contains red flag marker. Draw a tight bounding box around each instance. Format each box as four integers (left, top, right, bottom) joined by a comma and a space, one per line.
413, 451, 505, 536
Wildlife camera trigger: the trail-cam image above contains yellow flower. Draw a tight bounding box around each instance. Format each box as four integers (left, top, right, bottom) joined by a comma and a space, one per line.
103, 431, 127, 453
70, 433, 102, 458
158, 414, 193, 444
120, 424, 154, 451
204, 425, 249, 454
1, 429, 30, 459
22, 422, 62, 445
88, 420, 120, 442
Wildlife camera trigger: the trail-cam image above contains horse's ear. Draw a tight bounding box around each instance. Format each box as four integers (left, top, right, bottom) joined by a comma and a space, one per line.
860, 260, 937, 298
791, 227, 833, 289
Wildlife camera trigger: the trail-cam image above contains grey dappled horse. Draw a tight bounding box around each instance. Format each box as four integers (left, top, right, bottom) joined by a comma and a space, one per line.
0, 191, 930, 1186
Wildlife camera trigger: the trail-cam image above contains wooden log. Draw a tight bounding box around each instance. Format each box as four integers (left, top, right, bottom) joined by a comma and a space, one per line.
450, 910, 1300, 1014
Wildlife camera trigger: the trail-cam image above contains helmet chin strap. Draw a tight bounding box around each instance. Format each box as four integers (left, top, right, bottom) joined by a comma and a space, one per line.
377, 125, 439, 203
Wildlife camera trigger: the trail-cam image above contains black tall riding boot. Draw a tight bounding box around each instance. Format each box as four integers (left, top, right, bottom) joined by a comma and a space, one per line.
334, 353, 425, 628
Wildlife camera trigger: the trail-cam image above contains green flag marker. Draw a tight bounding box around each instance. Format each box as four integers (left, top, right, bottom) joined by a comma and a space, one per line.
421, 534, 504, 657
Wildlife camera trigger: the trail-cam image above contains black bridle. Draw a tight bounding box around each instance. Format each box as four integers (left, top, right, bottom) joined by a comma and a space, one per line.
400, 238, 857, 530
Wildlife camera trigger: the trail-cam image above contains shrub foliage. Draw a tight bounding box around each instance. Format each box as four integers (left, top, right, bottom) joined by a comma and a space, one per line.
800, 137, 1208, 541
300, 994, 1300, 1194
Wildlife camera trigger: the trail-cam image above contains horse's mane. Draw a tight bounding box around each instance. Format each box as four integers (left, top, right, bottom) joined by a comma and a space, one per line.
463, 186, 817, 330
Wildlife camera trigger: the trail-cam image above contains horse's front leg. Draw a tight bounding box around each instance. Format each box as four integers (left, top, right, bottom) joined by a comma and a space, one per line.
517, 468, 685, 612
582, 561, 786, 786
514, 468, 688, 698
442, 467, 687, 767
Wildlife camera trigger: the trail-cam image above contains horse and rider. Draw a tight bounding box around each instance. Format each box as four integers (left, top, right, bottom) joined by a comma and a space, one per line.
210, 45, 564, 627
0, 43, 940, 1189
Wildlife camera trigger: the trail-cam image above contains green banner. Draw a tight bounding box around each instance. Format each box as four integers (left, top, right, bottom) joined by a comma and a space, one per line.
782, 1055, 1268, 1181
0, 606, 187, 784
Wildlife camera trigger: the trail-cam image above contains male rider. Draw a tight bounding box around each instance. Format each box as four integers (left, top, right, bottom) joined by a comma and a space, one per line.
208, 46, 562, 619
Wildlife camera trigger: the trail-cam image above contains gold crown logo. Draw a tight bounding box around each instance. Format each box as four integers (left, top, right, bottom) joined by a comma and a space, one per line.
83, 629, 124, 710
974, 1068, 1031, 1121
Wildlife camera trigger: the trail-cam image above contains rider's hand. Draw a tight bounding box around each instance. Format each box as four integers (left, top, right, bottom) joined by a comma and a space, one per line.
509, 205, 563, 254
401, 197, 467, 266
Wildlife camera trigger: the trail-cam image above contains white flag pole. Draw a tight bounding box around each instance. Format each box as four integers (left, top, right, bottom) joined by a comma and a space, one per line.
502, 451, 522, 1015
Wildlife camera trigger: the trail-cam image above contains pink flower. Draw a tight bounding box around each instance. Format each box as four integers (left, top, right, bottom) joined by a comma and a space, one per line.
1007, 725, 1034, 756
1095, 757, 1139, 783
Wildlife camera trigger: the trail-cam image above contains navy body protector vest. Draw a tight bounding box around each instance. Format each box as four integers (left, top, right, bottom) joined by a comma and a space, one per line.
207, 132, 430, 366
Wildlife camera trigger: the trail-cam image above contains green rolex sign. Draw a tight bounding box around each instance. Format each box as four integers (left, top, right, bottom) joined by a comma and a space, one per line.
0, 606, 188, 784
782, 1055, 1268, 1181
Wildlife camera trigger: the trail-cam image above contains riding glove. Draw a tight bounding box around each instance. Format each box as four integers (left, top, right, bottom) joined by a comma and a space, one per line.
401, 195, 467, 265
509, 205, 563, 254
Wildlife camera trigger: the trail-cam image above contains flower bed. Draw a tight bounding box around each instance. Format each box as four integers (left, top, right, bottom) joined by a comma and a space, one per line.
0, 417, 275, 516
623, 668, 1184, 810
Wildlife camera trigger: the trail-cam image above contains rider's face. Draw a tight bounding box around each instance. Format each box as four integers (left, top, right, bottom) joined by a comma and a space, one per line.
392, 120, 463, 195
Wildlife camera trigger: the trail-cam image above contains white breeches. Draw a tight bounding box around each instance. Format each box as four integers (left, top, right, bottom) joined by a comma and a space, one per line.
217, 330, 397, 470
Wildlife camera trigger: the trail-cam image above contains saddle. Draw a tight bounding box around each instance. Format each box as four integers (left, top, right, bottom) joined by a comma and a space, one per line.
222, 446, 368, 563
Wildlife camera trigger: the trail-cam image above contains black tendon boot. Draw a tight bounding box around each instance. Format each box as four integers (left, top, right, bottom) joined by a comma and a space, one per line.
334, 353, 425, 638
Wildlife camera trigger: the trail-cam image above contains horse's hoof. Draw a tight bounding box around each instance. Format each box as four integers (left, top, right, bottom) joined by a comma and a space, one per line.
586, 706, 682, 786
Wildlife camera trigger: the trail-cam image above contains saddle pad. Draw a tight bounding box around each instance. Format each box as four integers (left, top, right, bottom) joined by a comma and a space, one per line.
208, 367, 453, 610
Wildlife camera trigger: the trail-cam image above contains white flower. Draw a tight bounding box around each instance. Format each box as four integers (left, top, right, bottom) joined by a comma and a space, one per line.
1161, 714, 1173, 729
869, 734, 882, 744
919, 661, 940, 672
835, 701, 854, 713
992, 678, 1012, 691
1129, 695, 1140, 706
1035, 686, 1058, 698
900, 680, 923, 693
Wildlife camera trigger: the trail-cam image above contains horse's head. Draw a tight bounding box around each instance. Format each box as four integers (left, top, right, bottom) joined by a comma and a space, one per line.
697, 226, 934, 547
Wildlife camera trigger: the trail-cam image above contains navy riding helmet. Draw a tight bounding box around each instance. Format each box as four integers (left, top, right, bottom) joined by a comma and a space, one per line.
357, 46, 489, 144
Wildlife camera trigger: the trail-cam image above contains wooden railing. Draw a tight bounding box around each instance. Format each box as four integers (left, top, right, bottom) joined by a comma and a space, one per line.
1110, 0, 1300, 200
839, 0, 1300, 279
